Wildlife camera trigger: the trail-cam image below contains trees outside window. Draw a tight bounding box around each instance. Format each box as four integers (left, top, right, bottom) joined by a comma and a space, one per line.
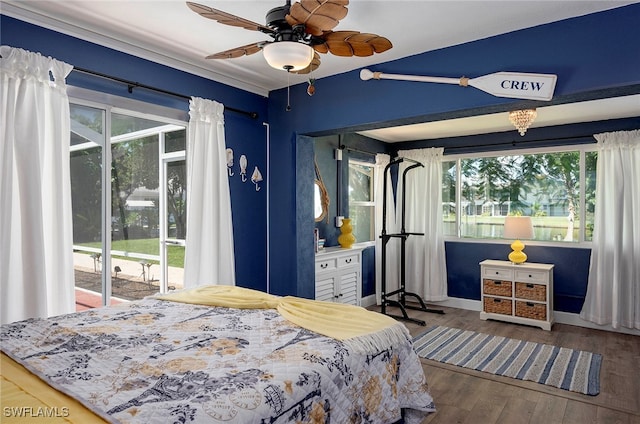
443, 148, 597, 243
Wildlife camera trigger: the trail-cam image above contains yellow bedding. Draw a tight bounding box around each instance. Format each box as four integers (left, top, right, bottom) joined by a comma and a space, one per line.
154, 285, 408, 352
1, 353, 108, 423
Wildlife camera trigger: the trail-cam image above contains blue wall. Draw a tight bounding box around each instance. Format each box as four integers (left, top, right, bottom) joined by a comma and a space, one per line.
265, 4, 640, 309
3, 4, 640, 311
445, 242, 592, 313
1, 15, 270, 292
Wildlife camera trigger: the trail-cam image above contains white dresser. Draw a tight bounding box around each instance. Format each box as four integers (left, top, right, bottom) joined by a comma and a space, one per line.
479, 259, 554, 330
315, 246, 363, 306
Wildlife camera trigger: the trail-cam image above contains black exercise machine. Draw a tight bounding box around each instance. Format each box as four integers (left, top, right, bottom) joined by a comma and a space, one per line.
380, 157, 444, 326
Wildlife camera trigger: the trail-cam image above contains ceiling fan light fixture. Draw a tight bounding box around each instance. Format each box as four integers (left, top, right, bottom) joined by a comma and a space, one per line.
263, 41, 314, 71
509, 109, 537, 136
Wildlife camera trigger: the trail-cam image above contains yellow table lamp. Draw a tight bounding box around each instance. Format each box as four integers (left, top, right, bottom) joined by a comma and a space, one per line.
503, 216, 534, 264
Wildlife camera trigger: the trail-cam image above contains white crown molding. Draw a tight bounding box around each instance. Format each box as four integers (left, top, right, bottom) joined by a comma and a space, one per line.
1, 2, 269, 97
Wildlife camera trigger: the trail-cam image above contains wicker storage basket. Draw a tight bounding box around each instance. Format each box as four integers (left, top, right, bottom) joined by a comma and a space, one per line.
483, 297, 512, 315
515, 282, 546, 301
483, 279, 513, 297
515, 301, 546, 321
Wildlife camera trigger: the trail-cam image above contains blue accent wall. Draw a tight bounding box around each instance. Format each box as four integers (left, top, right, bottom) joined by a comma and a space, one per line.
3, 4, 640, 313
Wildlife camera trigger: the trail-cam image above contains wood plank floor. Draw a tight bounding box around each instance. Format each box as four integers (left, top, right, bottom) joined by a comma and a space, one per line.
370, 304, 640, 424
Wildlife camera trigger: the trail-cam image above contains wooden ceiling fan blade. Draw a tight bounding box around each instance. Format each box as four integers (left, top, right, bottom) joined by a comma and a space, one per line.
369, 36, 393, 54
322, 30, 392, 56
206, 42, 263, 59
312, 43, 329, 55
325, 40, 357, 57
286, 0, 349, 36
349, 33, 392, 54
187, 2, 274, 34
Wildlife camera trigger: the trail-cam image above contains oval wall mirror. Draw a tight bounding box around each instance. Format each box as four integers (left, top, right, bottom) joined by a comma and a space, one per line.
314, 179, 329, 222
314, 159, 330, 223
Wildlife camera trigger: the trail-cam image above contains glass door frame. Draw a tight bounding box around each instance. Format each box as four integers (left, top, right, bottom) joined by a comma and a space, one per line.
159, 151, 186, 295
69, 97, 113, 306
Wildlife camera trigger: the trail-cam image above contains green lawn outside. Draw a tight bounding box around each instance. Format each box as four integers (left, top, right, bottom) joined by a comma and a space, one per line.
78, 238, 184, 268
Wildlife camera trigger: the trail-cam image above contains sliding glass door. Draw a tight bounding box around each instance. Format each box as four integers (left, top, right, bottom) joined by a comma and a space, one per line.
70, 101, 186, 309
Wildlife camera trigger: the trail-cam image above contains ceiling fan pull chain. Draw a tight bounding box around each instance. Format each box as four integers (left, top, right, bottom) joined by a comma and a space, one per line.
286, 71, 292, 111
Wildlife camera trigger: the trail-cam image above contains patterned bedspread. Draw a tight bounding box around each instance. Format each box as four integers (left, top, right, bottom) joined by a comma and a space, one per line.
1, 298, 435, 423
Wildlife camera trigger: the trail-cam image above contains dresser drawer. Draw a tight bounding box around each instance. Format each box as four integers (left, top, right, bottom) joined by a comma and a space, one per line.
515, 282, 546, 301
483, 297, 512, 315
337, 253, 360, 268
315, 258, 337, 273
482, 266, 514, 280
515, 269, 549, 284
483, 279, 512, 297
515, 301, 547, 321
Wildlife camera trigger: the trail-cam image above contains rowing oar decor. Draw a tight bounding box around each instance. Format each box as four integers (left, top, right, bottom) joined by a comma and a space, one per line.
360, 69, 557, 101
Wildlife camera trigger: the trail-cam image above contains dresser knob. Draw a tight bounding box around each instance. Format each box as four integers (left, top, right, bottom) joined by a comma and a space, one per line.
320, 263, 328, 269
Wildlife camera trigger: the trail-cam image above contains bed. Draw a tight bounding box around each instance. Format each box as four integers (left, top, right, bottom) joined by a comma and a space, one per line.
1, 285, 435, 423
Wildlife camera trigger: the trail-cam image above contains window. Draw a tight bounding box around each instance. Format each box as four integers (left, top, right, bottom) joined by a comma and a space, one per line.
348, 160, 375, 242
443, 147, 597, 243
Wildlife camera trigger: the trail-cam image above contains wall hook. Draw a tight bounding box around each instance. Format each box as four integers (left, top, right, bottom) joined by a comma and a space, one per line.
251, 166, 263, 191
226, 148, 234, 176
239, 154, 248, 182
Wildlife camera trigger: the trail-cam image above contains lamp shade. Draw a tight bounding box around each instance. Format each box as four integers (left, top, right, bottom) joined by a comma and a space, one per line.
504, 216, 533, 264
503, 216, 534, 240
263, 41, 314, 71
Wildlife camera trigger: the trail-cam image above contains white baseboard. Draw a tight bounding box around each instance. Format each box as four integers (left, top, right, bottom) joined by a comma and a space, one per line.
553, 311, 640, 336
431, 297, 482, 312
364, 295, 640, 336
361, 294, 377, 308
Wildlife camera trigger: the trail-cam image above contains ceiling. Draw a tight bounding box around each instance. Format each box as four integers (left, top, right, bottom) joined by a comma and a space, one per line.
3, 1, 637, 141
359, 94, 640, 142
3, 0, 636, 97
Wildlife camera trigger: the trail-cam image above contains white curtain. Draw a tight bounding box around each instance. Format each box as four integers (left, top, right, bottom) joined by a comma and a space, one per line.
0, 46, 75, 324
183, 97, 235, 288
374, 154, 400, 304
580, 130, 640, 330
397, 148, 448, 301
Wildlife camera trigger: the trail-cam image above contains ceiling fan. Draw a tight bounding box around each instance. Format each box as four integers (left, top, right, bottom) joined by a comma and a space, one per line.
186, 0, 393, 74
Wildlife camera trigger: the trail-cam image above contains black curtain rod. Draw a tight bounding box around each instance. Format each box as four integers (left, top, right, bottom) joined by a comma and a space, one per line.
341, 145, 377, 156
72, 67, 258, 119
442, 134, 596, 153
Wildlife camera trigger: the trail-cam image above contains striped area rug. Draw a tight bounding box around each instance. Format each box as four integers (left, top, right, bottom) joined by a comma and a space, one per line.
413, 325, 602, 395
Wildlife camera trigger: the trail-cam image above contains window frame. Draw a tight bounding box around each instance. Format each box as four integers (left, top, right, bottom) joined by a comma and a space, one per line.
348, 158, 376, 242
443, 143, 597, 248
